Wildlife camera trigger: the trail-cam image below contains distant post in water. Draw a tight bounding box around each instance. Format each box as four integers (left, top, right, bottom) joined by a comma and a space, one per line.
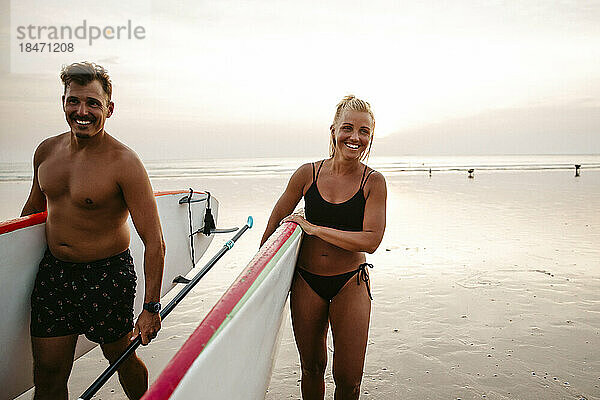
467, 168, 474, 179
575, 164, 581, 177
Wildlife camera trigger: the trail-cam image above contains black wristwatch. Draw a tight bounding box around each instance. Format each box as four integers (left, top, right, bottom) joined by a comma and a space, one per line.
143, 301, 161, 313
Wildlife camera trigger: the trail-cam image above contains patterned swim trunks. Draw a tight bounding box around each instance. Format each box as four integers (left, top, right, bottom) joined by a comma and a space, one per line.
30, 248, 137, 344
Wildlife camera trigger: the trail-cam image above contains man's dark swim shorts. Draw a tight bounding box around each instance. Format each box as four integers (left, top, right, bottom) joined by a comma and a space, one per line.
30, 248, 137, 344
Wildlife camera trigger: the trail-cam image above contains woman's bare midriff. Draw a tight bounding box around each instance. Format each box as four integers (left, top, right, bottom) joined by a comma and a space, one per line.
297, 235, 366, 275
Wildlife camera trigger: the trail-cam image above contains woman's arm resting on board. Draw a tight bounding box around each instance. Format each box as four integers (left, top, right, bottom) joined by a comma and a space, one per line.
282, 171, 386, 254
260, 163, 312, 246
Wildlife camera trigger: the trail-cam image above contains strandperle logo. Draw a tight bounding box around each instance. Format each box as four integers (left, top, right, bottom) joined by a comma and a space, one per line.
15, 20, 146, 46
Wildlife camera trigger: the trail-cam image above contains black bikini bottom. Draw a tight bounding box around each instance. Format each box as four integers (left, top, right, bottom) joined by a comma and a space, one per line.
296, 263, 373, 302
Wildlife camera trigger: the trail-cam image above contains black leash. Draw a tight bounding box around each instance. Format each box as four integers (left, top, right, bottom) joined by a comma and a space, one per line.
187, 188, 196, 267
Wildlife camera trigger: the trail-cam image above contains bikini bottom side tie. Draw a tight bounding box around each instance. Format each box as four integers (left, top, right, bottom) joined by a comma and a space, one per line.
357, 262, 374, 301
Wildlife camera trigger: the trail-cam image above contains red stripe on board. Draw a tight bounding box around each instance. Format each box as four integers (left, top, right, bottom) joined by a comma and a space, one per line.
0, 190, 205, 235
142, 222, 297, 400
155, 190, 205, 197
0, 211, 47, 235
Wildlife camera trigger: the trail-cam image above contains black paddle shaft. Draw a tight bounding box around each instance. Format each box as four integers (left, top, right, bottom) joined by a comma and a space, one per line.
78, 217, 253, 400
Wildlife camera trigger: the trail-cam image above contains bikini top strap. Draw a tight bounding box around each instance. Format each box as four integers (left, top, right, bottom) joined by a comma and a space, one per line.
315, 160, 325, 182
360, 166, 375, 190
359, 164, 368, 185
311, 162, 316, 182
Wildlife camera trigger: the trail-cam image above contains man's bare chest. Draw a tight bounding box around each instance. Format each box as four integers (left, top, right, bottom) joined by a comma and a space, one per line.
38, 154, 122, 209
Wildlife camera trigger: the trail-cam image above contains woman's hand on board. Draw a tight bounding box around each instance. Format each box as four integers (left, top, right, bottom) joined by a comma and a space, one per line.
281, 213, 316, 236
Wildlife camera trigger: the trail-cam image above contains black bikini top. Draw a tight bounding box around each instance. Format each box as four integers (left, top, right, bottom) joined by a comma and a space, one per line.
304, 160, 375, 232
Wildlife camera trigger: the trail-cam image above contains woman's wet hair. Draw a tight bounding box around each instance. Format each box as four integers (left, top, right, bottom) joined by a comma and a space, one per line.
329, 94, 375, 161
60, 61, 112, 100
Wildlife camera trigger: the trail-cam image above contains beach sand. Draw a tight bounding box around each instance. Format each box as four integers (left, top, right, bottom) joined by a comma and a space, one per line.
4, 169, 599, 400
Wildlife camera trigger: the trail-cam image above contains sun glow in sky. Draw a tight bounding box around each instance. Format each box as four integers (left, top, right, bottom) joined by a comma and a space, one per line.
1, 0, 599, 161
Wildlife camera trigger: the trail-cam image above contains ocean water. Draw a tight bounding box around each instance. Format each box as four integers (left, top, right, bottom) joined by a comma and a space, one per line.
1, 154, 600, 183
2, 154, 596, 222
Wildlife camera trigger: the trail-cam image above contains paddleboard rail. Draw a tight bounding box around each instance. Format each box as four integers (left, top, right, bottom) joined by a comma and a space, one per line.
0, 190, 207, 235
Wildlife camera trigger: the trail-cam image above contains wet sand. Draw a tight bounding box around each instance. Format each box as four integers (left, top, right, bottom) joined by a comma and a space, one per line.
4, 170, 600, 399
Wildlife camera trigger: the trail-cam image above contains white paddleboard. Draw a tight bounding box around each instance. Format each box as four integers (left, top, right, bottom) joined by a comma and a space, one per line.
0, 190, 217, 400
143, 222, 302, 400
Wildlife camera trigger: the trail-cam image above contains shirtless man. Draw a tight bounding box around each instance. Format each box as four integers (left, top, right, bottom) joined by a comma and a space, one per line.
21, 62, 165, 400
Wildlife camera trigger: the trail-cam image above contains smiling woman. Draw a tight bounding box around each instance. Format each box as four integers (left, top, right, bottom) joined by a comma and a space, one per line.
329, 95, 376, 162
261, 94, 387, 399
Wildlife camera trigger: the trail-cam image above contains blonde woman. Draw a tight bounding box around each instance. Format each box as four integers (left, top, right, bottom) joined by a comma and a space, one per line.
261, 95, 387, 399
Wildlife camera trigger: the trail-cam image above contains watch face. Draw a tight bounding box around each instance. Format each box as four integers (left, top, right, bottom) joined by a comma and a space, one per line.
145, 302, 161, 312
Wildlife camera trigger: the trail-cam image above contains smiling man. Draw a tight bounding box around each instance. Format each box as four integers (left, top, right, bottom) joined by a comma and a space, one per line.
21, 62, 165, 400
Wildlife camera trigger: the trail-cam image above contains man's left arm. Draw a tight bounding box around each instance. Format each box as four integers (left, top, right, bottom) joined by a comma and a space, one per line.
119, 152, 166, 345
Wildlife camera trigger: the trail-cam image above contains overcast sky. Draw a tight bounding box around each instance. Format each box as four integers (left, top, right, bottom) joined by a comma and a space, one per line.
1, 0, 599, 162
